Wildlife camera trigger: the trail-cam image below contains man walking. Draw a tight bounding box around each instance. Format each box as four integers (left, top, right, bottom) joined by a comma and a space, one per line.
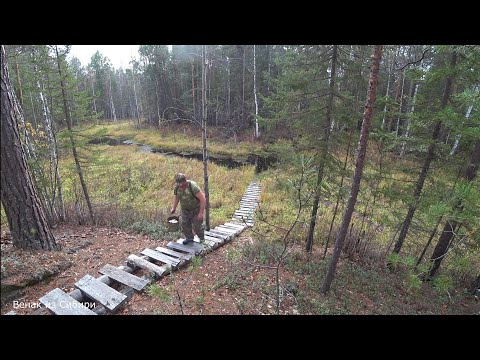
170, 173, 206, 244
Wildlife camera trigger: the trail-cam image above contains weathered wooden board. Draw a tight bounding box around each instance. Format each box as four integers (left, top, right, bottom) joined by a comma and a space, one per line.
141, 248, 181, 266
99, 264, 150, 291
127, 254, 170, 277
205, 230, 229, 238
223, 222, 246, 230
167, 241, 201, 255
215, 226, 237, 234
205, 230, 230, 239
75, 274, 128, 312
155, 246, 193, 261
39, 288, 97, 315
204, 235, 225, 244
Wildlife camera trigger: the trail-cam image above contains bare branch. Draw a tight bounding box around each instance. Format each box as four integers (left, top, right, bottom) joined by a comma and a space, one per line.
396, 48, 429, 71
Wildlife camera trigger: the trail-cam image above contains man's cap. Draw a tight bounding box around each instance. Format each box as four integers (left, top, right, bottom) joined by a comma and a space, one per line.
175, 173, 187, 183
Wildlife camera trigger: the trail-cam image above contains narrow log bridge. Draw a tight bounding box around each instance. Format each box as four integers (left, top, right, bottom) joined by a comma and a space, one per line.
29, 181, 261, 315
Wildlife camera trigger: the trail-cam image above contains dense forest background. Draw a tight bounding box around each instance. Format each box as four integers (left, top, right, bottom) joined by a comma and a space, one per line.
1, 45, 479, 314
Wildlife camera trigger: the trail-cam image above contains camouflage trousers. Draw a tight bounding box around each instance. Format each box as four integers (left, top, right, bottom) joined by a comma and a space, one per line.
181, 207, 204, 240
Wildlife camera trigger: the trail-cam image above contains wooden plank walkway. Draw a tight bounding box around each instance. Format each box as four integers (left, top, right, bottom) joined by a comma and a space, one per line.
30, 180, 261, 315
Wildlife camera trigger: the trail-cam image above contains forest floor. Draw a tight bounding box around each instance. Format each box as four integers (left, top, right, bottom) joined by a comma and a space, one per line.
1, 224, 479, 316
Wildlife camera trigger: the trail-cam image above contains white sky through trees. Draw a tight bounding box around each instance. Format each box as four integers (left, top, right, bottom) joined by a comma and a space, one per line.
68, 45, 140, 69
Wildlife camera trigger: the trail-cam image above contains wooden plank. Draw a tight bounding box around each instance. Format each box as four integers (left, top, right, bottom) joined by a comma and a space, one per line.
235, 210, 254, 214
39, 288, 97, 315
166, 241, 197, 254
75, 274, 128, 312
155, 246, 193, 261
99, 264, 150, 291
237, 210, 254, 214
230, 217, 249, 222
217, 225, 243, 234
127, 254, 170, 277
204, 235, 224, 244
208, 229, 234, 238
233, 215, 253, 221
141, 248, 181, 266
223, 222, 246, 229
221, 226, 245, 232
201, 239, 219, 250
234, 213, 254, 217
205, 230, 230, 239
234, 214, 253, 218
175, 239, 206, 253
232, 219, 254, 226
167, 241, 202, 255
205, 230, 229, 238
215, 226, 238, 234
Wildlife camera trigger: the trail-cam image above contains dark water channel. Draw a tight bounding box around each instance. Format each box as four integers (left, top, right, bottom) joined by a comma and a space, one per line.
89, 137, 277, 173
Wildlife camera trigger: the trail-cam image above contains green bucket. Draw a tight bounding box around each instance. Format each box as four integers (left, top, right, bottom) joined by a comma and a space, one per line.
166, 215, 180, 232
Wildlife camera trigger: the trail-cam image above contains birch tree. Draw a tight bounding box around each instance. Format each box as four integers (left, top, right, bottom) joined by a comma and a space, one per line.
202, 45, 211, 230
253, 45, 259, 138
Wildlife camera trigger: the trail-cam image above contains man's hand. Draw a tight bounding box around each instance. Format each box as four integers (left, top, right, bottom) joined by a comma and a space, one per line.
170, 207, 176, 214
196, 213, 204, 222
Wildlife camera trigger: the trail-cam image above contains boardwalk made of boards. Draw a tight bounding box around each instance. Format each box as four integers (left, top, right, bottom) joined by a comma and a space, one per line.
29, 180, 262, 315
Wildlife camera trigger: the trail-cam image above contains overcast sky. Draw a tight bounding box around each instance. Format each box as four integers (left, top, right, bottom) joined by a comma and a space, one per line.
68, 45, 140, 68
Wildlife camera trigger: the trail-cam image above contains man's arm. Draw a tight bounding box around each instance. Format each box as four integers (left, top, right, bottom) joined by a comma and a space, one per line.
195, 190, 206, 221
170, 196, 180, 214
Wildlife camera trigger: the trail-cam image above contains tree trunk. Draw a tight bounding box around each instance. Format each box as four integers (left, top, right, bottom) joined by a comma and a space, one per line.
392, 51, 457, 256
201, 45, 210, 230
306, 45, 337, 253
381, 48, 394, 129
253, 45, 260, 138
54, 46, 95, 223
415, 216, 442, 268
108, 71, 117, 121
91, 76, 97, 116
400, 77, 420, 157
321, 45, 383, 294
242, 46, 246, 126
324, 128, 354, 259
132, 63, 140, 124
428, 140, 480, 279
36, 65, 66, 222
0, 45, 58, 250
226, 57, 231, 121
12, 48, 25, 108
450, 93, 476, 156
191, 61, 196, 119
